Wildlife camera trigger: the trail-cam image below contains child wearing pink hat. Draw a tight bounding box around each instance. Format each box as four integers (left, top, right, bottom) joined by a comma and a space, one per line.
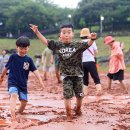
104, 36, 128, 94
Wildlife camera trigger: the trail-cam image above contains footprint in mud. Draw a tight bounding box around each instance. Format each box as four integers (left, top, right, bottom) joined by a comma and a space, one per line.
9, 118, 38, 129
114, 123, 130, 130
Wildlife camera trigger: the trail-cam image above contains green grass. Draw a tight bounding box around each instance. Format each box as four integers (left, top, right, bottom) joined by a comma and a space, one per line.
0, 39, 46, 60
1, 36, 129, 58
0, 34, 130, 71
74, 29, 130, 57
96, 36, 130, 57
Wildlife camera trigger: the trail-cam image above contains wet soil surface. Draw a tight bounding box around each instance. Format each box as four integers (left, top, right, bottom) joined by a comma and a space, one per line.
0, 72, 130, 130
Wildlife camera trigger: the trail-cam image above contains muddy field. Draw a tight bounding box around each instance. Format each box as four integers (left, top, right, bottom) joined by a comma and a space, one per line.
0, 72, 130, 130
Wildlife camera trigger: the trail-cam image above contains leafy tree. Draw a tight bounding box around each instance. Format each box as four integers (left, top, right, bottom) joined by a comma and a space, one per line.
73, 0, 130, 31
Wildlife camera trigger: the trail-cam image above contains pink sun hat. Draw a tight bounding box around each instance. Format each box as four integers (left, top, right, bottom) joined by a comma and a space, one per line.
104, 36, 115, 45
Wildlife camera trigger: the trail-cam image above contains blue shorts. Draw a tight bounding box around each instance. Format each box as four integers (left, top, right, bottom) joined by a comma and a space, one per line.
8, 87, 28, 101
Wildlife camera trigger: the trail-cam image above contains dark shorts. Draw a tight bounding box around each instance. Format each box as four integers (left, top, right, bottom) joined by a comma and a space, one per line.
63, 76, 84, 99
107, 70, 124, 81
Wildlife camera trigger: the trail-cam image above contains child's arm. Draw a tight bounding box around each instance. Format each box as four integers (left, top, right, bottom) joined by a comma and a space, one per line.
33, 70, 45, 89
50, 53, 54, 64
41, 51, 45, 64
0, 67, 7, 84
30, 24, 48, 45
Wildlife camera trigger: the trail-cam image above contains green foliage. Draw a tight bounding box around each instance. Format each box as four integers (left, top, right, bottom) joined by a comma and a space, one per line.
79, 18, 86, 27
0, 0, 74, 36
74, 0, 130, 31
0, 0, 130, 37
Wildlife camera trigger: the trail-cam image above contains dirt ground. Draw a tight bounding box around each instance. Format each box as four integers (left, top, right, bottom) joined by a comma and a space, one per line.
0, 71, 130, 130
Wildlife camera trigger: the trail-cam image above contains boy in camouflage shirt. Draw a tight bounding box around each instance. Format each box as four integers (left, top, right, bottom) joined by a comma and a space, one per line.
30, 24, 97, 120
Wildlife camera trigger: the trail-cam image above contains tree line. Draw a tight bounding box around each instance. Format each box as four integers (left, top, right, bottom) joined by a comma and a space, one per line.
74, 0, 130, 33
0, 0, 130, 38
0, 0, 73, 37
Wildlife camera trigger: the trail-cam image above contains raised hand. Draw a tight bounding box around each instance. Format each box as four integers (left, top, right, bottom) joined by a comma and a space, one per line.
90, 32, 97, 40
29, 24, 39, 34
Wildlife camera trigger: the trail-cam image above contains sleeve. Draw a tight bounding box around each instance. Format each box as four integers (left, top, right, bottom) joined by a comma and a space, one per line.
114, 44, 123, 56
42, 49, 46, 57
29, 58, 37, 72
5, 54, 13, 70
93, 42, 98, 50
47, 40, 57, 51
81, 40, 90, 49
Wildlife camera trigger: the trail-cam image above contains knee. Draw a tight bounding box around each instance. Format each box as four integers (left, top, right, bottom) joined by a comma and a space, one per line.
10, 93, 18, 99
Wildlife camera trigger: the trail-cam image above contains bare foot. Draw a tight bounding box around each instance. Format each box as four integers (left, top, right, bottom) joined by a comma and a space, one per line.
96, 85, 103, 96
66, 115, 73, 122
58, 80, 62, 84
123, 90, 128, 94
96, 90, 103, 96
74, 107, 82, 116
107, 87, 111, 90
10, 111, 16, 122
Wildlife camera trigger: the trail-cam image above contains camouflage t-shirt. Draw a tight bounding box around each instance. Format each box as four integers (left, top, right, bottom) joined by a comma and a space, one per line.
48, 40, 90, 76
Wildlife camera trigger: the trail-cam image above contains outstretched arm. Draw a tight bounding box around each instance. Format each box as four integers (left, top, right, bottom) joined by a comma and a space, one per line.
0, 67, 7, 84
87, 32, 97, 46
33, 70, 45, 90
30, 24, 48, 45
50, 53, 54, 64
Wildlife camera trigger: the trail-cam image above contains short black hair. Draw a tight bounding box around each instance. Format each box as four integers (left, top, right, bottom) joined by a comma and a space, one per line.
16, 36, 30, 47
60, 24, 74, 31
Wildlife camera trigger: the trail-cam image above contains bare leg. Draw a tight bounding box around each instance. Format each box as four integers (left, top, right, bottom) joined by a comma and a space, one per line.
83, 85, 88, 96
64, 99, 72, 120
17, 100, 27, 113
108, 78, 112, 90
55, 71, 61, 83
43, 70, 47, 80
119, 80, 128, 94
74, 97, 82, 116
10, 93, 18, 121
96, 84, 103, 96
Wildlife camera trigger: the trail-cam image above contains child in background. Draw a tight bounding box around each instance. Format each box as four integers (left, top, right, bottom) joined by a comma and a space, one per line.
52, 51, 62, 83
30, 23, 97, 120
41, 47, 53, 80
80, 28, 103, 96
0, 36, 44, 122
52, 34, 62, 84
104, 36, 128, 94
0, 49, 10, 74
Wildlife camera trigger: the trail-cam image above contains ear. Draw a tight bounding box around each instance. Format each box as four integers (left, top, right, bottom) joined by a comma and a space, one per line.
72, 32, 74, 37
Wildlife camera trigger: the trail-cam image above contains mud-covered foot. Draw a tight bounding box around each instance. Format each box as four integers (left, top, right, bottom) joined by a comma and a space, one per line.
43, 78, 47, 81
57, 80, 62, 84
107, 87, 111, 90
74, 107, 82, 116
123, 90, 128, 94
66, 115, 73, 122
96, 86, 103, 96
96, 90, 103, 96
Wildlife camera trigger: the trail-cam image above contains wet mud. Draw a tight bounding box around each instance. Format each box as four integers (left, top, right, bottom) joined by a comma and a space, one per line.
0, 72, 130, 130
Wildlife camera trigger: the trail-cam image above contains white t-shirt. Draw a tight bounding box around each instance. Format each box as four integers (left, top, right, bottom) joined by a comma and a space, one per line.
82, 40, 97, 62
